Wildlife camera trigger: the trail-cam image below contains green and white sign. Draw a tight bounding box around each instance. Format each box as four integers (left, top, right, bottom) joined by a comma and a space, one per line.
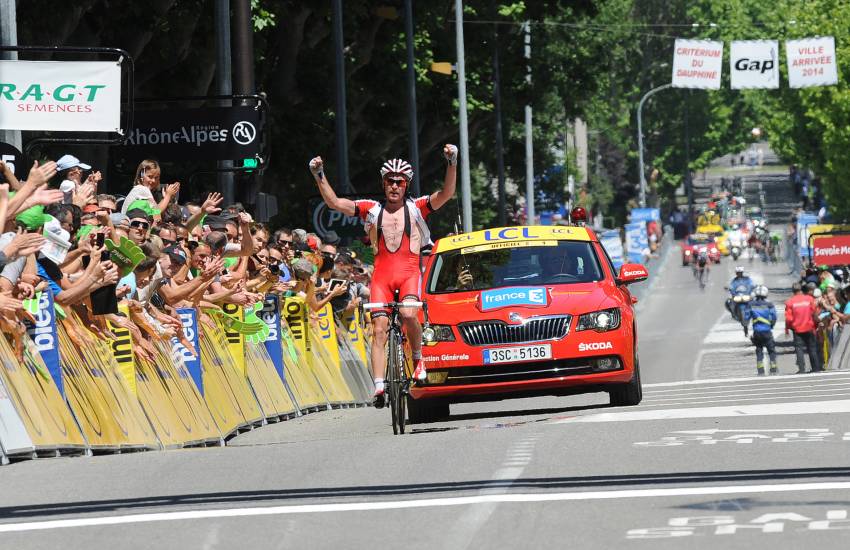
0, 60, 121, 132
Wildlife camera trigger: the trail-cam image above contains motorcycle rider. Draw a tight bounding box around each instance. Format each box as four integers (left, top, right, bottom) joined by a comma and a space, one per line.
745, 285, 778, 375
727, 266, 755, 336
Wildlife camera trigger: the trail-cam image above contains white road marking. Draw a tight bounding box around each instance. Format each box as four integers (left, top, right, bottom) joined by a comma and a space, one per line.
644, 378, 850, 394
644, 387, 850, 404
672, 428, 830, 434
644, 370, 850, 388
646, 382, 850, 397
552, 399, 850, 423
635, 392, 850, 409
4, 483, 850, 533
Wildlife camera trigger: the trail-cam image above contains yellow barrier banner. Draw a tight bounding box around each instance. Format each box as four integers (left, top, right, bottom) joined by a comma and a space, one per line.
105, 307, 136, 395
244, 342, 298, 419
336, 319, 374, 402
58, 315, 159, 451
200, 319, 263, 434
283, 298, 311, 360
221, 303, 247, 377
278, 315, 329, 411
0, 335, 85, 456
316, 304, 342, 368
342, 309, 369, 365
134, 339, 222, 448
307, 322, 356, 405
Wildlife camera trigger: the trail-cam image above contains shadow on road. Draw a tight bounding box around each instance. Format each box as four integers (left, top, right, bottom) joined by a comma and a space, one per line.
2, 467, 850, 521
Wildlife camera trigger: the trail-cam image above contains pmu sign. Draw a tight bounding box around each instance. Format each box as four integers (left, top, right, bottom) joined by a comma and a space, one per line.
730, 40, 779, 89
812, 234, 850, 266
112, 105, 261, 161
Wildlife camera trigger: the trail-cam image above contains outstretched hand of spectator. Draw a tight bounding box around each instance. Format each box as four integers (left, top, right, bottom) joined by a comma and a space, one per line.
29, 187, 64, 208
0, 292, 23, 316
202, 192, 223, 214
164, 182, 181, 201
26, 160, 58, 188
3, 230, 46, 260
73, 183, 95, 208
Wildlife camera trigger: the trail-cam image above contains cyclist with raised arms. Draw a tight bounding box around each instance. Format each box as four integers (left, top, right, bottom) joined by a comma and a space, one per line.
308, 145, 458, 407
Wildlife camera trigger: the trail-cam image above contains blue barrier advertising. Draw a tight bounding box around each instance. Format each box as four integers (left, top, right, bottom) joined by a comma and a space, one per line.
625, 222, 648, 264
24, 290, 63, 396
600, 230, 625, 270
630, 208, 660, 223
260, 295, 285, 382
796, 213, 820, 259
175, 308, 203, 395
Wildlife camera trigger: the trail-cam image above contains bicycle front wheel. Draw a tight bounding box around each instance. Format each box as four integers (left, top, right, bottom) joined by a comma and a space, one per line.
387, 330, 404, 435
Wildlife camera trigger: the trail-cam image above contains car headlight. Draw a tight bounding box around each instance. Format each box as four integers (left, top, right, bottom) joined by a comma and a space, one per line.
684, 250, 692, 255
576, 308, 621, 332
422, 324, 455, 344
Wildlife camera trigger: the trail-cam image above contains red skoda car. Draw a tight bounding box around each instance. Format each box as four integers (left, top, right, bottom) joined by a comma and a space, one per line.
409, 225, 648, 423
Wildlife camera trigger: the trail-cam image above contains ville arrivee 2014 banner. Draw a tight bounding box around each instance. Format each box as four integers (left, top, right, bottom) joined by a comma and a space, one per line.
0, 60, 122, 132
672, 39, 724, 89
786, 36, 839, 88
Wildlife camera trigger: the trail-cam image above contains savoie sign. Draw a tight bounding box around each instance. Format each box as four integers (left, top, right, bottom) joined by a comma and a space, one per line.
0, 60, 121, 132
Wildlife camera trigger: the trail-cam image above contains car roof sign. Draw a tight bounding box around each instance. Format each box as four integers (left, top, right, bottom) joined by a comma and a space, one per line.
434, 225, 592, 254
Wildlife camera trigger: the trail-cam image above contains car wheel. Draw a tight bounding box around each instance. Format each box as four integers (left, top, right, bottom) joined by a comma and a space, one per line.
609, 355, 642, 407
407, 396, 450, 424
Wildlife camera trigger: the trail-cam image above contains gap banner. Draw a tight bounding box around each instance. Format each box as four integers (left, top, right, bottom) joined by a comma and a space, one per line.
730, 40, 780, 89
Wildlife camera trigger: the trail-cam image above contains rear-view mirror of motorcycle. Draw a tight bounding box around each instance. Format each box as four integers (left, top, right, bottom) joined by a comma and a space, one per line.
616, 263, 649, 285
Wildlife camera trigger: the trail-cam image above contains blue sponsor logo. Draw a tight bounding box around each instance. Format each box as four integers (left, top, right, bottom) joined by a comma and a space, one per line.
480, 287, 547, 311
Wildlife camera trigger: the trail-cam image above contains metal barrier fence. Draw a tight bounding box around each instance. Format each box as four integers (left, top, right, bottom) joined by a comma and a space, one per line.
0, 295, 373, 464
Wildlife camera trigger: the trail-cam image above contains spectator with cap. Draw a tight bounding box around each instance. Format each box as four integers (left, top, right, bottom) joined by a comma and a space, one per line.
55, 154, 94, 204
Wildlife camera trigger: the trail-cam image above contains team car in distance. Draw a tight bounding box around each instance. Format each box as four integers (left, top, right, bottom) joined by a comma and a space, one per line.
681, 233, 721, 266
410, 223, 648, 423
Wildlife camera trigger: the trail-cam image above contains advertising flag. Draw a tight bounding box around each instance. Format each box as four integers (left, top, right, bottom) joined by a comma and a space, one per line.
786, 37, 839, 88
0, 60, 122, 132
625, 223, 648, 264
730, 40, 780, 89
600, 230, 625, 270
672, 39, 724, 89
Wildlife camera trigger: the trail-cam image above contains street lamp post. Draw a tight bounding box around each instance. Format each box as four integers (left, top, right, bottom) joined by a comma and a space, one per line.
455, 0, 472, 233
637, 83, 672, 208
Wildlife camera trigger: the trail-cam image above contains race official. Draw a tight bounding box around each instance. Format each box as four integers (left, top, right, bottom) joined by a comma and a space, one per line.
785, 281, 822, 373
745, 285, 778, 376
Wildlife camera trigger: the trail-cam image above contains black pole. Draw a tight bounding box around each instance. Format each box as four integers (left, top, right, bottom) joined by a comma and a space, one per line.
685, 91, 694, 231
404, 0, 420, 196
493, 25, 506, 226
332, 0, 351, 194
232, 0, 255, 97
214, 0, 234, 205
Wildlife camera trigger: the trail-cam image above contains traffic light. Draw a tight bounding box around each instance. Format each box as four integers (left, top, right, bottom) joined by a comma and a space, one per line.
242, 157, 258, 172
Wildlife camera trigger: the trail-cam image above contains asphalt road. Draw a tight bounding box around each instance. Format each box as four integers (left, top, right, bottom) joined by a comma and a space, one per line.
2, 191, 850, 549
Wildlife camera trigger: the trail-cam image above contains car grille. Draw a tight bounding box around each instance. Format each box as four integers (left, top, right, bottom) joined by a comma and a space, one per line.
458, 316, 571, 346
441, 356, 620, 385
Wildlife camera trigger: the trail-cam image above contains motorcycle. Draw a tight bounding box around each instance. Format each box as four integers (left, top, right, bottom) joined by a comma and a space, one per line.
725, 292, 753, 335
730, 245, 742, 260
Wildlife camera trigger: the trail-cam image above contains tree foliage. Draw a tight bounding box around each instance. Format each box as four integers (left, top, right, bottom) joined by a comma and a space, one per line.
13, 0, 850, 229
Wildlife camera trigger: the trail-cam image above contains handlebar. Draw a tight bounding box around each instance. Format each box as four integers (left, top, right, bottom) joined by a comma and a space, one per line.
362, 301, 424, 310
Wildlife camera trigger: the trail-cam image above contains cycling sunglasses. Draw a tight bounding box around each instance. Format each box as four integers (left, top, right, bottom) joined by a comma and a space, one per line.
383, 176, 408, 187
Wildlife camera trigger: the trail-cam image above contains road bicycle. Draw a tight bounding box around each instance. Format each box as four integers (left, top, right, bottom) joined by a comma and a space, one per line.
363, 294, 426, 435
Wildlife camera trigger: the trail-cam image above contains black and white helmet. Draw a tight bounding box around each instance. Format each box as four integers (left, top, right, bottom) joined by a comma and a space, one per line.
380, 158, 414, 181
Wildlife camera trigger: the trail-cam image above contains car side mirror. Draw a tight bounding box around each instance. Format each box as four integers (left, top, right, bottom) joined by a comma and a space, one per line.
617, 263, 648, 285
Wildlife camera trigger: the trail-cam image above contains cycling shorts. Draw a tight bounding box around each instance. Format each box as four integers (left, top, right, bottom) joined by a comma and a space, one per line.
369, 258, 420, 317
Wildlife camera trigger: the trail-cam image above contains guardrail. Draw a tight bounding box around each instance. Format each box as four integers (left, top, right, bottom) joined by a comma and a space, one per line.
0, 295, 372, 464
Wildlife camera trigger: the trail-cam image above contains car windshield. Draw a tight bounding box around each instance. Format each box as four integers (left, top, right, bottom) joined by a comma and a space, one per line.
428, 240, 604, 294
688, 235, 711, 245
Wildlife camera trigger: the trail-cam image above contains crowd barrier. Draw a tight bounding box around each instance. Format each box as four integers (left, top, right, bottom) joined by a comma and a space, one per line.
0, 294, 374, 464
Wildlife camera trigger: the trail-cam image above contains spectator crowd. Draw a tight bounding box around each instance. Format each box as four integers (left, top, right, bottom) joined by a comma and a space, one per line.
0, 155, 372, 362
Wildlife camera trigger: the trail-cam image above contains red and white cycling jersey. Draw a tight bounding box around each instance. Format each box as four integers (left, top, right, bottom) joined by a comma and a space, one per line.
353, 196, 435, 307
